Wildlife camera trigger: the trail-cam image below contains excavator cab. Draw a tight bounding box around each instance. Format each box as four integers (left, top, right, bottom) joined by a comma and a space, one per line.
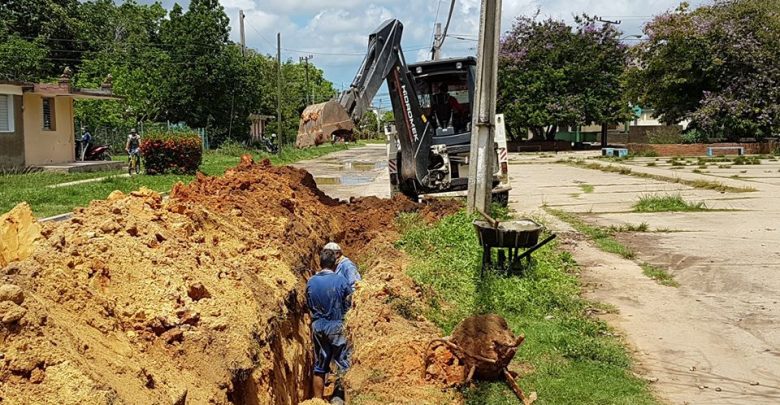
410, 57, 476, 148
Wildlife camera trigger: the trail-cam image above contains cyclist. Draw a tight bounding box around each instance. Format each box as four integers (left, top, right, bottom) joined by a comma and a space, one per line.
125, 128, 141, 172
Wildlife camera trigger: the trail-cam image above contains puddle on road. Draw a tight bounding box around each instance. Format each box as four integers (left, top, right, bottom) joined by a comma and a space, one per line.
314, 174, 374, 186
318, 161, 388, 172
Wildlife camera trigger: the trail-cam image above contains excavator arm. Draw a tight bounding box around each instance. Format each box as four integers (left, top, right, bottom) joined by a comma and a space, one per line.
339, 19, 435, 195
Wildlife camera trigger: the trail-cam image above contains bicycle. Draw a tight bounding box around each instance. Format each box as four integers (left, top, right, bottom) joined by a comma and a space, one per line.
127, 149, 141, 175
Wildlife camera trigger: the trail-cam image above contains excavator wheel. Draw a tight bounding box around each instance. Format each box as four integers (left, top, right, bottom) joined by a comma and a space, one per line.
492, 191, 509, 207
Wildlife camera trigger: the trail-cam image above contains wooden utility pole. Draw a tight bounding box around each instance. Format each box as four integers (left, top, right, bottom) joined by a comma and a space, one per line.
299, 55, 313, 105
277, 32, 282, 151
239, 10, 246, 57
466, 0, 502, 213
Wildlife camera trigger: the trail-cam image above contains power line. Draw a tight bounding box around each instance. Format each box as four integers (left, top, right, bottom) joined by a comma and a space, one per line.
429, 0, 443, 46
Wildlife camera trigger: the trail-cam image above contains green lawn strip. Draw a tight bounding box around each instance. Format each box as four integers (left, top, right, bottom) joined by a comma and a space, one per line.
396, 211, 656, 405
568, 160, 757, 193
546, 209, 635, 259
633, 194, 707, 213
640, 263, 679, 287
0, 143, 353, 218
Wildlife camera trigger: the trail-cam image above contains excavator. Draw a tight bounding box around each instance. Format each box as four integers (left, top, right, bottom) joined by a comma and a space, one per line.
296, 19, 510, 203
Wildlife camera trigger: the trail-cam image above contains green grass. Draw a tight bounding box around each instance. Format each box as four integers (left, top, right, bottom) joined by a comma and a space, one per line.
0, 143, 354, 218
640, 263, 679, 287
568, 160, 756, 193
579, 184, 595, 193
608, 222, 649, 233
546, 209, 634, 259
396, 211, 656, 405
633, 194, 707, 213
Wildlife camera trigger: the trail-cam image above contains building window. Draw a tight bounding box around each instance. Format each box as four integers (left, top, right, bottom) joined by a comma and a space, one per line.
0, 94, 13, 133
43, 97, 56, 131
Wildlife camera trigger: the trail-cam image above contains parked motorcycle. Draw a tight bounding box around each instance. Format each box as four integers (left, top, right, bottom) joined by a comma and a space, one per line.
259, 136, 279, 154
76, 142, 112, 161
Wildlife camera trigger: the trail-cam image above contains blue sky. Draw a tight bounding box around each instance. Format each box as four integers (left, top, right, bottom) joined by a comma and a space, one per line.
139, 0, 708, 107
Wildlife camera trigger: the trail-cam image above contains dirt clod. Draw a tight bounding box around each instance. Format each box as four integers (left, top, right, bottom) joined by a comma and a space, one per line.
0, 283, 24, 304
0, 300, 26, 324
187, 282, 210, 301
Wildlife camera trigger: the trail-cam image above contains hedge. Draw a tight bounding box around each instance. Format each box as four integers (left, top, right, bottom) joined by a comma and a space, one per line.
140, 131, 203, 175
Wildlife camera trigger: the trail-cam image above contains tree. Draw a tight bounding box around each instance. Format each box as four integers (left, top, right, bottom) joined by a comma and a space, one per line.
0, 32, 49, 81
360, 111, 379, 136
498, 15, 630, 141
628, 0, 780, 140
0, 0, 82, 78
381, 111, 395, 125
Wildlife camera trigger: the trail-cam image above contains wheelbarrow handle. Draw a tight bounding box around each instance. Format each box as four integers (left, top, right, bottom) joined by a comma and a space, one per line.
516, 234, 557, 261
476, 207, 499, 228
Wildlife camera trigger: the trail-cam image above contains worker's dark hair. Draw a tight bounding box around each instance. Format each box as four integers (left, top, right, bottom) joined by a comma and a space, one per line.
439, 83, 449, 93
320, 249, 337, 270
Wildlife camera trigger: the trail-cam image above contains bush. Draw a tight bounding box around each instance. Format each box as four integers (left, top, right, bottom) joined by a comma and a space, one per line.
647, 127, 682, 144
140, 131, 203, 175
681, 129, 708, 144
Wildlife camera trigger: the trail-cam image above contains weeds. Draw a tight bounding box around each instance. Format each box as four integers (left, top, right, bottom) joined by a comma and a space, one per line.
733, 155, 761, 165
547, 209, 635, 259
646, 162, 657, 167
640, 263, 679, 287
579, 184, 595, 193
633, 194, 708, 212
608, 222, 650, 233
567, 160, 756, 193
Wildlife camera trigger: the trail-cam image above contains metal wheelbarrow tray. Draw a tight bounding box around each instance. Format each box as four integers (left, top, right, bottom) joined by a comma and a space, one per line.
473, 219, 557, 275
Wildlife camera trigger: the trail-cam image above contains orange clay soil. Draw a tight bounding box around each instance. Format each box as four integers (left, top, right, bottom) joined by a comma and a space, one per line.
0, 156, 462, 405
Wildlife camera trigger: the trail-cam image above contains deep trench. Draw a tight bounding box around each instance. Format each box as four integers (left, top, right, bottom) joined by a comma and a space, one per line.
226, 249, 321, 405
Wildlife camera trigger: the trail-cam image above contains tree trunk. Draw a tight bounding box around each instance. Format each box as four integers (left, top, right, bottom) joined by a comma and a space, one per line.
600, 123, 608, 148
545, 125, 557, 141
530, 127, 544, 140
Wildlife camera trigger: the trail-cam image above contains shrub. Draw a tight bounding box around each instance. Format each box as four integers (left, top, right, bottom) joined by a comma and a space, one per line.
647, 127, 682, 144
140, 130, 203, 175
681, 129, 708, 144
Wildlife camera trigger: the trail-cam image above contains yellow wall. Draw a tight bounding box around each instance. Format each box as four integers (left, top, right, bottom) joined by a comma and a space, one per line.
23, 94, 75, 165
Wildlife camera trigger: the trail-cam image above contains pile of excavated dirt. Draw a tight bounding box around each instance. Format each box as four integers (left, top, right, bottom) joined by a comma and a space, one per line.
0, 156, 461, 405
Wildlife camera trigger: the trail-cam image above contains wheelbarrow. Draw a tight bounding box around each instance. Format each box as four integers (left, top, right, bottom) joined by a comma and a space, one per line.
473, 213, 556, 276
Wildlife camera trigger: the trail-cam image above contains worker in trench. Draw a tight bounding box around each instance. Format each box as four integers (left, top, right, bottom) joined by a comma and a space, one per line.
306, 249, 353, 399
323, 242, 361, 292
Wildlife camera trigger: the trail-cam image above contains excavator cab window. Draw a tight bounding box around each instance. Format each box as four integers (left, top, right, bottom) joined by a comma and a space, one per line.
414, 72, 472, 136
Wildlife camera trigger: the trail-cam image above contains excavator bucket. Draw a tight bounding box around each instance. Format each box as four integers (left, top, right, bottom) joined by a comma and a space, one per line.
295, 100, 355, 148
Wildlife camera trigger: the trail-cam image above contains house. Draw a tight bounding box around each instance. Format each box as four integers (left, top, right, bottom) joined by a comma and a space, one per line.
0, 69, 119, 169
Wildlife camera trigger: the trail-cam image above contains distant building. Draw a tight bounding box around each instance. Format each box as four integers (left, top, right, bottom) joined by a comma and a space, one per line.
0, 70, 119, 169
248, 113, 274, 142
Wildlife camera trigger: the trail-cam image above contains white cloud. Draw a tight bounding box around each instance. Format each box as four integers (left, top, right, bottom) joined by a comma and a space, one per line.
138, 0, 709, 91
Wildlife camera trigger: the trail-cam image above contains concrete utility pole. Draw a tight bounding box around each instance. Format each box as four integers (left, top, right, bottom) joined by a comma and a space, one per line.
239, 10, 246, 57
432, 23, 443, 60
299, 55, 313, 105
466, 0, 502, 214
277, 33, 283, 151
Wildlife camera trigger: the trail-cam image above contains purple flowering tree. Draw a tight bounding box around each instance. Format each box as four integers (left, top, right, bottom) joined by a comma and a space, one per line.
498, 14, 630, 141
628, 0, 780, 140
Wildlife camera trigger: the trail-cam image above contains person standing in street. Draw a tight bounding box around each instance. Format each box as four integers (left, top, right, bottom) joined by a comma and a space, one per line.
306, 249, 352, 399
323, 242, 361, 292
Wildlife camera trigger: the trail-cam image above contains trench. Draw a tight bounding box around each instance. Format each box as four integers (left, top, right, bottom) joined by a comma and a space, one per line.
226, 248, 325, 405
